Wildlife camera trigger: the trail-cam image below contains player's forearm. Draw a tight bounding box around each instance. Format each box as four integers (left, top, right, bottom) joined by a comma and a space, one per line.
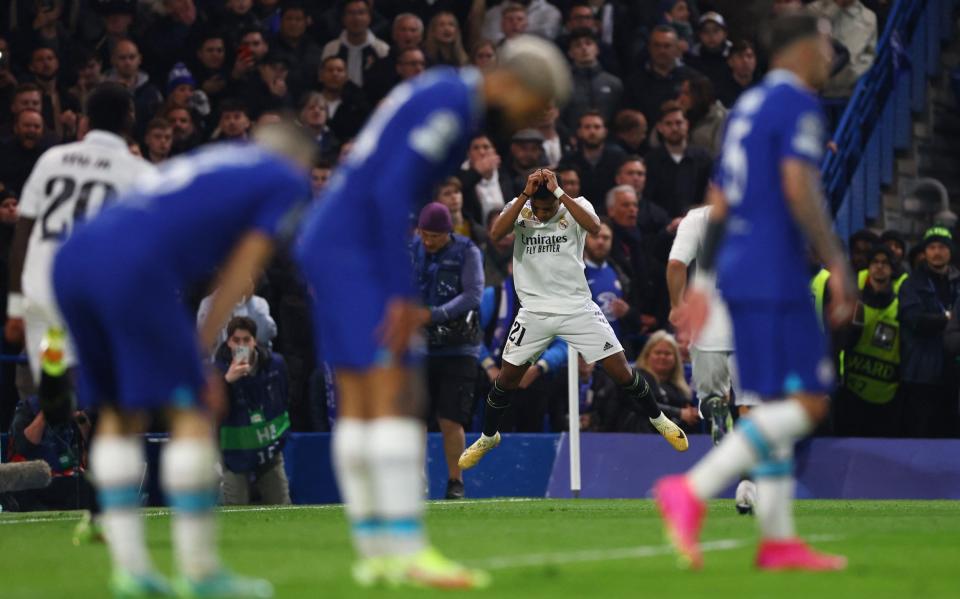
490, 196, 526, 241
560, 195, 600, 234
666, 260, 688, 308
783, 162, 847, 273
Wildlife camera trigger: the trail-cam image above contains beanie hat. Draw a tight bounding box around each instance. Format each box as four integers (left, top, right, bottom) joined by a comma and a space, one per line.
880, 229, 907, 254
418, 202, 453, 233
166, 62, 196, 94
922, 225, 954, 252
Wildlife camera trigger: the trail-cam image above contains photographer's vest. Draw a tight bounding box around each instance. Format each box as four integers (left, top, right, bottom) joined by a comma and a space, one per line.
415, 234, 472, 307
841, 271, 906, 404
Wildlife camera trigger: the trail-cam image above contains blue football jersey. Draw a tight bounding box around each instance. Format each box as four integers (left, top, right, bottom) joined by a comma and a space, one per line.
65, 143, 310, 284
715, 69, 826, 303
296, 67, 484, 299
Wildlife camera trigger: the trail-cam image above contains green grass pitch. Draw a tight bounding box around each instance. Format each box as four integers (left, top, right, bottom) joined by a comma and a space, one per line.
1, 499, 959, 598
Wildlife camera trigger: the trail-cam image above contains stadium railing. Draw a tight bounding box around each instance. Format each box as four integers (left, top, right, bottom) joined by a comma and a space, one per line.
821, 0, 957, 240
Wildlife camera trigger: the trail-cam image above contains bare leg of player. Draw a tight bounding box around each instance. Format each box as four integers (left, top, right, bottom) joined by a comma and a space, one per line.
458, 361, 529, 470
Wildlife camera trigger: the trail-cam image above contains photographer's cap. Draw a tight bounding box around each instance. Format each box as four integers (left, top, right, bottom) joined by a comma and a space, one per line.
498, 35, 573, 108
418, 202, 453, 233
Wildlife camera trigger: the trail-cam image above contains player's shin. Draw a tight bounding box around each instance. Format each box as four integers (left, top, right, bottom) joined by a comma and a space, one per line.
90, 436, 154, 576
753, 450, 797, 540
368, 417, 427, 556
332, 418, 382, 558
623, 370, 661, 419
161, 435, 221, 581
482, 381, 509, 437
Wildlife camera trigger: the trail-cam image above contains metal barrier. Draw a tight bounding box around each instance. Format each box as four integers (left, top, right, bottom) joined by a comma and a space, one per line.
821, 0, 956, 239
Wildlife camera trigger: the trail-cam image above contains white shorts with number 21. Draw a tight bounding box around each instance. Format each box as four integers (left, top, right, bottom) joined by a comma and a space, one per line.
501, 301, 623, 366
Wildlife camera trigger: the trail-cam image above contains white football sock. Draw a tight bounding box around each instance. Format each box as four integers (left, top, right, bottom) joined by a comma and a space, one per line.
332, 418, 381, 558
367, 417, 427, 556
756, 476, 797, 540
161, 438, 221, 580
90, 436, 153, 576
688, 399, 813, 500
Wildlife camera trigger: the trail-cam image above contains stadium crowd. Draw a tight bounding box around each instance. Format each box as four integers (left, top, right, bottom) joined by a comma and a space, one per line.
2, 0, 954, 505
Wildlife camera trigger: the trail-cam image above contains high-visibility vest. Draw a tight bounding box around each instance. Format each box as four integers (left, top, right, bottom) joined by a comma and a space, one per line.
810, 269, 831, 328
841, 272, 907, 404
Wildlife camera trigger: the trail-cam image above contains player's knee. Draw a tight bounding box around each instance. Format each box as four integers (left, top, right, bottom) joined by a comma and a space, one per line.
90, 436, 143, 489
795, 393, 830, 423
161, 438, 219, 501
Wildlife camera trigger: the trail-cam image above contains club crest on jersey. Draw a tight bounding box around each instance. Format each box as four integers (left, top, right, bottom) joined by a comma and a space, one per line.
558, 217, 568, 230
521, 207, 533, 219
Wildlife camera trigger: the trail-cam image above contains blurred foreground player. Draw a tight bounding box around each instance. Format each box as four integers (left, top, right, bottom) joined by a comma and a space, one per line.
657, 15, 855, 571
51, 124, 315, 598
459, 169, 688, 470
296, 36, 571, 589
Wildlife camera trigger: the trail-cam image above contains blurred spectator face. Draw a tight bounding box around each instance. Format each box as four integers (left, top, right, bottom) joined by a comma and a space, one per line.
501, 8, 528, 39
14, 110, 44, 148
226, 325, 256, 353
198, 38, 226, 70
568, 36, 599, 68
615, 111, 647, 148
77, 57, 103, 86
30, 48, 59, 81
241, 31, 269, 60
11, 90, 42, 115
771, 0, 804, 16
850, 238, 874, 272
648, 340, 677, 379
343, 1, 371, 36
431, 12, 459, 44
698, 21, 726, 51
728, 47, 757, 81
657, 109, 688, 147
615, 160, 647, 196
281, 7, 308, 40
128, 141, 142, 157
227, 0, 253, 14
104, 12, 134, 36
420, 228, 450, 254
510, 141, 542, 170
566, 6, 597, 33
868, 253, 892, 287
165, 0, 197, 25
220, 109, 250, 138
0, 196, 17, 224
577, 114, 606, 149
556, 168, 581, 198
924, 241, 951, 271
585, 222, 613, 262
112, 40, 142, 78
396, 49, 426, 80
668, 1, 690, 23
320, 58, 347, 92
534, 102, 559, 129
299, 94, 327, 129
168, 83, 194, 108
145, 125, 172, 157
436, 181, 463, 216
167, 108, 194, 141
608, 189, 639, 228
471, 42, 496, 70
259, 61, 288, 96
393, 15, 424, 51
467, 135, 496, 165
649, 29, 679, 72
257, 112, 282, 127
885, 239, 905, 262
311, 165, 331, 192
677, 80, 694, 112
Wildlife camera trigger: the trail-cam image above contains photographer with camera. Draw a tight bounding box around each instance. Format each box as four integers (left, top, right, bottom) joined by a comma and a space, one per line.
411, 202, 484, 499
216, 316, 291, 505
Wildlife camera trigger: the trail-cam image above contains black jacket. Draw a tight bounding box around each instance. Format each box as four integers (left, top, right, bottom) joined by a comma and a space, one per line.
899, 264, 960, 384
561, 144, 627, 215
643, 145, 713, 217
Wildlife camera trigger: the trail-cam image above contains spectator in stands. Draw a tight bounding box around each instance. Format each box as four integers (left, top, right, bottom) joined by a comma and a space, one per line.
216, 317, 292, 506
165, 106, 201, 154
310, 158, 333, 193
220, 0, 261, 38
561, 110, 625, 213
424, 11, 468, 67
69, 48, 105, 108
808, 0, 877, 97
614, 156, 673, 255
556, 2, 622, 77
637, 331, 700, 433
684, 12, 732, 94
142, 0, 208, 84
411, 203, 483, 499
624, 25, 700, 126
1, 84, 44, 140
585, 221, 630, 342
458, 132, 514, 225
240, 50, 292, 119
678, 75, 728, 157
165, 62, 200, 112
660, 0, 694, 54
506, 128, 545, 194
396, 48, 427, 82
142, 117, 173, 164
197, 276, 278, 356
317, 55, 370, 142
849, 228, 881, 272
482, 208, 513, 288
215, 98, 251, 141
274, 2, 323, 98
0, 110, 46, 195
643, 100, 712, 217
611, 109, 649, 157
834, 244, 904, 437
882, 230, 909, 274
232, 27, 270, 85
363, 13, 424, 105
717, 39, 759, 108
106, 39, 163, 129
5, 396, 94, 511
435, 177, 486, 250
534, 102, 570, 168
899, 226, 960, 438
483, 1, 560, 44
556, 163, 582, 199
297, 91, 338, 158
470, 39, 497, 70
89, 0, 137, 67
191, 31, 229, 105
27, 45, 79, 141
320, 0, 390, 89
561, 28, 622, 132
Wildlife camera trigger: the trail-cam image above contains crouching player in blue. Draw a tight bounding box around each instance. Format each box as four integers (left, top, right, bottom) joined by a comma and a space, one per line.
51, 124, 315, 598
295, 36, 571, 589
656, 15, 856, 571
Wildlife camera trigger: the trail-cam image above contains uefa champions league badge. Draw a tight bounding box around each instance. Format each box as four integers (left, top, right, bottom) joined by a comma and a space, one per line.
558, 218, 568, 230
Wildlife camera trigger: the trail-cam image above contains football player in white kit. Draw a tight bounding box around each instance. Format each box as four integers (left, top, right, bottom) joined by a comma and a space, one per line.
459, 169, 688, 469
668, 200, 760, 513
5, 83, 154, 386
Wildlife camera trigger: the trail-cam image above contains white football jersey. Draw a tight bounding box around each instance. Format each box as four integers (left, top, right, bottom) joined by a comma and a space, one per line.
506, 195, 595, 314
18, 131, 154, 311
668, 205, 734, 352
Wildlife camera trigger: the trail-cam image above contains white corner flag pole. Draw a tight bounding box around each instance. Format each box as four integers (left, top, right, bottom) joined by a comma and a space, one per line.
567, 345, 581, 498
